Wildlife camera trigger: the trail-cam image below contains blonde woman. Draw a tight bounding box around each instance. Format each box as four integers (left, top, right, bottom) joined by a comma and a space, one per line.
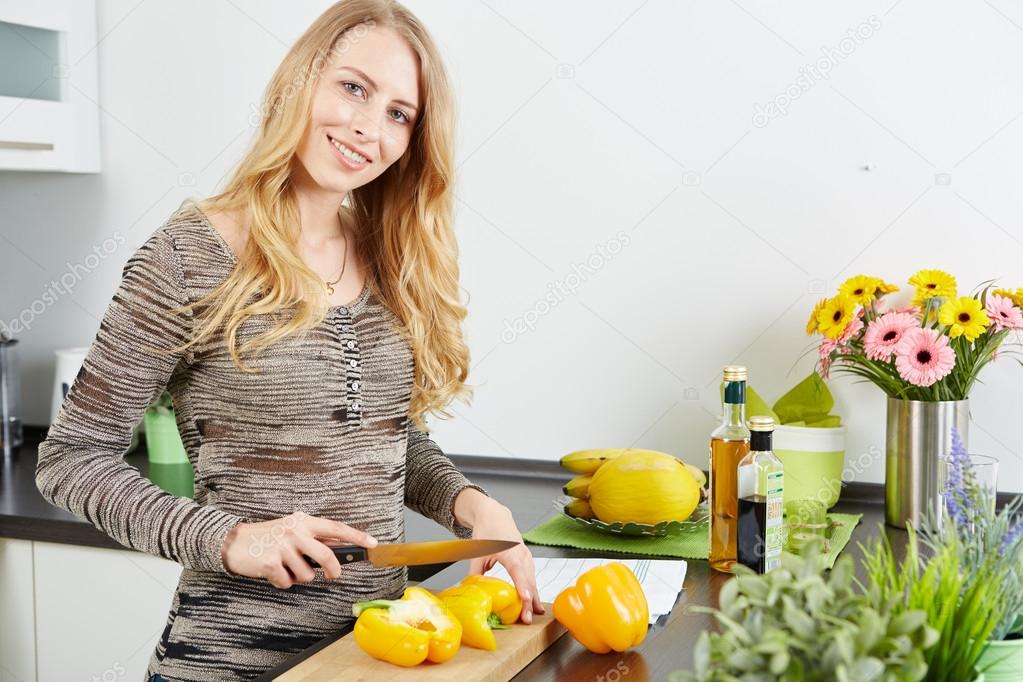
36, 1, 543, 678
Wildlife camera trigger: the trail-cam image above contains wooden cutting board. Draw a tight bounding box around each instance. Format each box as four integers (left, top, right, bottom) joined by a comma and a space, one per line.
274, 602, 566, 681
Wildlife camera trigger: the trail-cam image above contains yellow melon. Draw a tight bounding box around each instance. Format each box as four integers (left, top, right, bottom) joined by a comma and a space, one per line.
588, 451, 700, 524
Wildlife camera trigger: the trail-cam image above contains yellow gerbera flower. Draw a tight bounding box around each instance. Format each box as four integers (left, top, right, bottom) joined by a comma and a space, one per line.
817, 295, 858, 340
909, 269, 957, 306
994, 288, 1023, 308
876, 279, 900, 295
839, 275, 882, 306
806, 298, 828, 335
938, 296, 990, 342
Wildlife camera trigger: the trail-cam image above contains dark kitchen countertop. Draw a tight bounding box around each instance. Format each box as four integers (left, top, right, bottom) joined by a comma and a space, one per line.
0, 427, 909, 680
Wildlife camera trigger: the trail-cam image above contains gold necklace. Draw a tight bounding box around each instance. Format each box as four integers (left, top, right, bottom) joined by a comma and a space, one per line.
325, 229, 348, 296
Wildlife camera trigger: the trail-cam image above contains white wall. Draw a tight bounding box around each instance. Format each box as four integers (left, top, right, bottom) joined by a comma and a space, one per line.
2, 0, 1021, 490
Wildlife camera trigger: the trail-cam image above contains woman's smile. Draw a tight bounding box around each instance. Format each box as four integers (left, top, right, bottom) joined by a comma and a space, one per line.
327, 133, 372, 170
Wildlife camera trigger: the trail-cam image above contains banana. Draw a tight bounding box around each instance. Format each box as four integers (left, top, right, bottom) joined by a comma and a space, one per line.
562, 474, 593, 499
560, 448, 661, 474
683, 463, 707, 488
564, 498, 595, 519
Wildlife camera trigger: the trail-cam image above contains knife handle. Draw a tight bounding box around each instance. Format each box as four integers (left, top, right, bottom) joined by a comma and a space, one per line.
304, 545, 368, 569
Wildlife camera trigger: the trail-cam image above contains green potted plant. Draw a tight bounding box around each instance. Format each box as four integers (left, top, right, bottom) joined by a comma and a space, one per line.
746, 373, 846, 510
668, 540, 937, 681
143, 390, 189, 465
859, 427, 1023, 682
940, 428, 1023, 681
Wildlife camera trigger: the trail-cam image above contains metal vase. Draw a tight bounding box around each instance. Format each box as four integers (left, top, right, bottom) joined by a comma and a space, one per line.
885, 397, 969, 529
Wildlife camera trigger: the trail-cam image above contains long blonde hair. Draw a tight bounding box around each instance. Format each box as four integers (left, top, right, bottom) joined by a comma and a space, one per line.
167, 0, 471, 430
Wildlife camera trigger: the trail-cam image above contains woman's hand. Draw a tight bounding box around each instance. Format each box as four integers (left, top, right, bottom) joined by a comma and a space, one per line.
462, 498, 546, 624
221, 511, 378, 589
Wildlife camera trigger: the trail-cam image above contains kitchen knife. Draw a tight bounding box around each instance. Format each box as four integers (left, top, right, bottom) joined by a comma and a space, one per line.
304, 538, 518, 568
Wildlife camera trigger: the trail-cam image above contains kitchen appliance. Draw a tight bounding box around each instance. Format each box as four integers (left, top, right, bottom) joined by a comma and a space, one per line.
305, 538, 518, 569
50, 347, 89, 423
1, 334, 23, 457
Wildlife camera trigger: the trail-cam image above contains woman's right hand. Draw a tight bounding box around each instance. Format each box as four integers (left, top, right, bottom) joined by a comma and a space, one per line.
220, 511, 378, 589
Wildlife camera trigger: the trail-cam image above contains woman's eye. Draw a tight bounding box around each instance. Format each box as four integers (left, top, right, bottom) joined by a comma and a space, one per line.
341, 81, 365, 97
389, 109, 410, 124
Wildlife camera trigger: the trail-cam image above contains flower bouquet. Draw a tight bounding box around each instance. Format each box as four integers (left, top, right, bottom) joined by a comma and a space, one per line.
806, 270, 1023, 528
806, 270, 1023, 400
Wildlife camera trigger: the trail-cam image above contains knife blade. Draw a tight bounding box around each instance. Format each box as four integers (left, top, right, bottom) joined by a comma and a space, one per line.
304, 538, 518, 568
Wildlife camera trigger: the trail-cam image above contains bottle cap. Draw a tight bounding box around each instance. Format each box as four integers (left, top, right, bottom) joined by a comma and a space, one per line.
748, 415, 775, 431
722, 365, 747, 381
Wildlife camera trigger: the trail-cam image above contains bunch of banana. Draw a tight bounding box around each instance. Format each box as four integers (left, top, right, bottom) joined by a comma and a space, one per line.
559, 448, 707, 524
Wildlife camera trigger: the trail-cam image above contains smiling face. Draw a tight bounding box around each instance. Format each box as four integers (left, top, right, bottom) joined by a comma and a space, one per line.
294, 25, 421, 195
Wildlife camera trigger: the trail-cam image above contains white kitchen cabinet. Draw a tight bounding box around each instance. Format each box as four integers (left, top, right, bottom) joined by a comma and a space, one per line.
32, 542, 181, 681
0, 538, 36, 682
0, 0, 101, 172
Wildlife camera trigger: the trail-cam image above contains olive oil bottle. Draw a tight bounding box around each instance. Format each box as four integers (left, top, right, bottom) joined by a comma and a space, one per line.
737, 416, 784, 574
708, 365, 750, 573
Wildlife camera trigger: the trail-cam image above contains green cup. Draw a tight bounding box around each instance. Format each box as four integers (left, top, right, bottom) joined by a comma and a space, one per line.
143, 409, 189, 465
773, 425, 846, 510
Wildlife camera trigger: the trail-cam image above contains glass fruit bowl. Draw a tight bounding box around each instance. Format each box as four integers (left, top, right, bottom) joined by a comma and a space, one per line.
553, 495, 710, 537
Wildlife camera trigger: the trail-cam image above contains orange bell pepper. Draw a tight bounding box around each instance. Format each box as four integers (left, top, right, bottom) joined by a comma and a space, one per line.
552, 562, 649, 654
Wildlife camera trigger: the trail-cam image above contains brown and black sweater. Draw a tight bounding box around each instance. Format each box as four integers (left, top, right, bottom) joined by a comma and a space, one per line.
35, 200, 487, 681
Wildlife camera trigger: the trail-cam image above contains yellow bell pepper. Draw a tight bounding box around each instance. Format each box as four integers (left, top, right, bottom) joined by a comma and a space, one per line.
552, 562, 649, 654
352, 586, 462, 666
438, 583, 509, 651
459, 575, 523, 625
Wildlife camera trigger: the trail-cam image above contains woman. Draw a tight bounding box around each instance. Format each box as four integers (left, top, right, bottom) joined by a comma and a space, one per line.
35, 1, 543, 679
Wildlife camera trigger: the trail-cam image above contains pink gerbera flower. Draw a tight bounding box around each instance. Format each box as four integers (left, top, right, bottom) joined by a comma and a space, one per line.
986, 293, 1023, 331
819, 337, 837, 378
838, 317, 864, 345
863, 312, 918, 361
894, 328, 956, 387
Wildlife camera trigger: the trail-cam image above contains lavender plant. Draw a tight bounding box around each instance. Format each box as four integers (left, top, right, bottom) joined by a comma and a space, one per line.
934, 427, 1023, 641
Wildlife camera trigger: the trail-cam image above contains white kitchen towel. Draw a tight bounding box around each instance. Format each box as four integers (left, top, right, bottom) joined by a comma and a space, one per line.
484, 557, 687, 624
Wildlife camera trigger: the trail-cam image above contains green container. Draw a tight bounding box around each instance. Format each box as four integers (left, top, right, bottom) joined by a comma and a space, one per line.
143, 409, 189, 465
773, 425, 846, 510
978, 639, 1023, 681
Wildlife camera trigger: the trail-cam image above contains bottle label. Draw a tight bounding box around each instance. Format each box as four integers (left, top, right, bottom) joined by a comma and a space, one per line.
765, 471, 784, 572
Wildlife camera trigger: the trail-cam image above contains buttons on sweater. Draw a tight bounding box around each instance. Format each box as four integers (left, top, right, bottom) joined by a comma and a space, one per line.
332, 308, 363, 427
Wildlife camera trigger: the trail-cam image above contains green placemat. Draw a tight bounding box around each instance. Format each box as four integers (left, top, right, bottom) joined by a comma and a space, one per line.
523, 512, 862, 570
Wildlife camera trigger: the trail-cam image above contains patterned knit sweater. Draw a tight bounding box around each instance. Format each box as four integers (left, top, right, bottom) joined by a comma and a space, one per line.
35, 201, 487, 681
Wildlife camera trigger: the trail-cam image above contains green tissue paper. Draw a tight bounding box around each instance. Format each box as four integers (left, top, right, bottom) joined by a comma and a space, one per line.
746, 385, 781, 423
773, 372, 835, 425
716, 371, 841, 427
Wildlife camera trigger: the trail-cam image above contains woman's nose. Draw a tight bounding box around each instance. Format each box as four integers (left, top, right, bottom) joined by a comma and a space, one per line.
350, 109, 381, 142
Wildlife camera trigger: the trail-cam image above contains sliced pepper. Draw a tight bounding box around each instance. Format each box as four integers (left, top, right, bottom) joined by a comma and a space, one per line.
439, 583, 508, 651
552, 562, 649, 654
352, 586, 462, 666
459, 575, 523, 625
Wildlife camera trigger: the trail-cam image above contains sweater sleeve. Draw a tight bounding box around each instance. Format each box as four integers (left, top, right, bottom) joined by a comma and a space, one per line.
35, 228, 245, 573
404, 420, 488, 539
